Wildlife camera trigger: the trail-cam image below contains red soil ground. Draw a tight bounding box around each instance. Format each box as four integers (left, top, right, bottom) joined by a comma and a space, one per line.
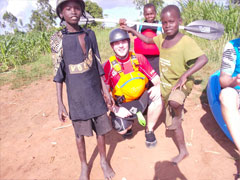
0, 76, 239, 180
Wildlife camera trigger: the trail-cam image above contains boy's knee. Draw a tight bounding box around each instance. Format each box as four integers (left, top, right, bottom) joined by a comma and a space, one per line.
219, 87, 238, 105
76, 135, 84, 142
169, 100, 181, 109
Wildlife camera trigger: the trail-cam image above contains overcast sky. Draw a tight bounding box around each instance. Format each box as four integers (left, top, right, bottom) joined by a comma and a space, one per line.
0, 0, 180, 34
0, 0, 226, 34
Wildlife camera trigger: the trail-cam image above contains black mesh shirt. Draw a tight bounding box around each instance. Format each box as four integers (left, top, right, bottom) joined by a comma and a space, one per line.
51, 28, 108, 120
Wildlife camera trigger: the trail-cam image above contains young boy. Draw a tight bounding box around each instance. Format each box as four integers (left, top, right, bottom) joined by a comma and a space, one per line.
50, 0, 115, 179
120, 5, 208, 164
131, 3, 162, 75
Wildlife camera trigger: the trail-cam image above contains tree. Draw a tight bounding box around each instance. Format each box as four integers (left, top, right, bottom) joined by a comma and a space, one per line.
85, 0, 103, 27
29, 0, 57, 31
0, 20, 6, 29
85, 1, 103, 18
233, 0, 240, 4
2, 11, 18, 29
133, 0, 164, 13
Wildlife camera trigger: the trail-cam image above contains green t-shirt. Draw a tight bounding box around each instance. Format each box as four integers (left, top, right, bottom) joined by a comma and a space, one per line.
153, 34, 204, 99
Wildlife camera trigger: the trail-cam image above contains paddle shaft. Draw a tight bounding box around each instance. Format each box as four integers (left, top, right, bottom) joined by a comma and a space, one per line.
80, 18, 185, 29
80, 18, 224, 40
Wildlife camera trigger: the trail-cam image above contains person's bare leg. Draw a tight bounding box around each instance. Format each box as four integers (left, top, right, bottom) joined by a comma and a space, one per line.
169, 101, 189, 164
147, 98, 163, 131
220, 87, 240, 151
76, 136, 89, 180
172, 124, 189, 164
97, 135, 115, 179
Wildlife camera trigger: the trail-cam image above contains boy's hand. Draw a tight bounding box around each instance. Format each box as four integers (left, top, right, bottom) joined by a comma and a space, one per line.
58, 104, 68, 122
234, 74, 240, 86
104, 93, 115, 110
113, 106, 132, 118
119, 18, 127, 26
172, 75, 187, 91
119, 18, 132, 32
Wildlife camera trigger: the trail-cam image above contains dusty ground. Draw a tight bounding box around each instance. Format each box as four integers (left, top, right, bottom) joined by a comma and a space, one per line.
0, 76, 239, 180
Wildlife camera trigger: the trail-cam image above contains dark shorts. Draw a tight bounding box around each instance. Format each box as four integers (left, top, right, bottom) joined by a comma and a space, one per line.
144, 55, 159, 75
111, 90, 149, 132
72, 113, 112, 137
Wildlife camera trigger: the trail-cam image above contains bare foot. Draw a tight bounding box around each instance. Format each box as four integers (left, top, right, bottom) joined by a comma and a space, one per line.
100, 160, 115, 180
171, 151, 189, 164
79, 163, 89, 180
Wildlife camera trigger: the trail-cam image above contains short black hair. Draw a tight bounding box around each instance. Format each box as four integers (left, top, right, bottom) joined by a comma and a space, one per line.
59, 0, 87, 25
144, 3, 156, 12
161, 5, 181, 18
59, 0, 86, 19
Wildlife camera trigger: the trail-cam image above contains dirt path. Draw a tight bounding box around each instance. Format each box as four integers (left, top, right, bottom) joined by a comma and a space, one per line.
0, 76, 239, 180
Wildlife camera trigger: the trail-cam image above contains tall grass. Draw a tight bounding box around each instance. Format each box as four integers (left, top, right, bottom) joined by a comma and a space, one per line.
178, 0, 240, 37
0, 0, 239, 90
0, 30, 52, 72
94, 27, 114, 62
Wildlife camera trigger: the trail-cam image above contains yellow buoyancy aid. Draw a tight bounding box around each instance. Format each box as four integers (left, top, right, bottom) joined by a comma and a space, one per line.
110, 52, 149, 103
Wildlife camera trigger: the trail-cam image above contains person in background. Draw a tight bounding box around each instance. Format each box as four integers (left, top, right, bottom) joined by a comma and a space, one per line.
219, 37, 240, 152
50, 0, 115, 179
120, 5, 208, 164
128, 3, 162, 75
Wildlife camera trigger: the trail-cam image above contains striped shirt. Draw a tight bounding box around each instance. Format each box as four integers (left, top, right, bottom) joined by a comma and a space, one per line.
220, 41, 238, 75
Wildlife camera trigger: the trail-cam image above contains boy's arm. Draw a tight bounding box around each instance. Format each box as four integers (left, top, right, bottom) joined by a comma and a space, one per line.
100, 75, 132, 118
220, 72, 240, 88
119, 18, 154, 44
56, 82, 68, 122
100, 76, 115, 110
172, 54, 208, 91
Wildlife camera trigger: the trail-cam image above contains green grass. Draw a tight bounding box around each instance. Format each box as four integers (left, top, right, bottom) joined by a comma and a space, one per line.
0, 54, 52, 89
0, 0, 239, 93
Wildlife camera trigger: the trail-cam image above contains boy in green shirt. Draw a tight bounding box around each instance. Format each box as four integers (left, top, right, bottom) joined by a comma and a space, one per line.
120, 5, 208, 164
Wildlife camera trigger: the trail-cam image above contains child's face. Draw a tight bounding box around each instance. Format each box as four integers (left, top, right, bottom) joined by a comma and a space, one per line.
144, 7, 156, 23
161, 10, 182, 37
111, 39, 129, 58
60, 1, 82, 25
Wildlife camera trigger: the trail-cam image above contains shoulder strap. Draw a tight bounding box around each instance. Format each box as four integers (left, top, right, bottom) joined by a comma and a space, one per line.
130, 52, 139, 71
157, 21, 162, 34
109, 56, 124, 76
138, 24, 143, 33
109, 52, 140, 75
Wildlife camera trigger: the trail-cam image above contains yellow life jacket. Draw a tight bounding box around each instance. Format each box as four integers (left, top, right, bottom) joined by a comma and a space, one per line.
110, 52, 149, 103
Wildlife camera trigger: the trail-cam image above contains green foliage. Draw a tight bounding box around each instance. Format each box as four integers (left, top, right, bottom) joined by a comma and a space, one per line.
178, 0, 240, 37
85, 1, 103, 18
2, 11, 18, 29
1, 0, 239, 91
85, 1, 103, 28
29, 0, 57, 31
0, 29, 54, 72
93, 27, 114, 61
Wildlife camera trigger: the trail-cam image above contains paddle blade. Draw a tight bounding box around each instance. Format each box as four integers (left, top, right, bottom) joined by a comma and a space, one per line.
184, 20, 224, 40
